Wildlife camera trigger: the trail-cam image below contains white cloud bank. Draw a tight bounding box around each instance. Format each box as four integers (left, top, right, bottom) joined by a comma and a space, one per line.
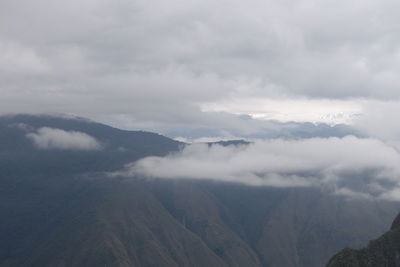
26, 127, 102, 151
119, 136, 400, 201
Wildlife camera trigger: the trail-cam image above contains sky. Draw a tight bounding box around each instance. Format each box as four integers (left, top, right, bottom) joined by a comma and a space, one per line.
2, 0, 400, 139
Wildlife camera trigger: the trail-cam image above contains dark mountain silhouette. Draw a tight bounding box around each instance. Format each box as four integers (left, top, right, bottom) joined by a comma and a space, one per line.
0, 114, 397, 267
326, 213, 400, 267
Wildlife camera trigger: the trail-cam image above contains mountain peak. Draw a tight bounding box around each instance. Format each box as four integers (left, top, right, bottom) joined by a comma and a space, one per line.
391, 214, 400, 230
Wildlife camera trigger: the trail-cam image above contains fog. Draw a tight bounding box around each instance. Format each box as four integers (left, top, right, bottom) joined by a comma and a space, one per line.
120, 136, 400, 200
26, 127, 102, 150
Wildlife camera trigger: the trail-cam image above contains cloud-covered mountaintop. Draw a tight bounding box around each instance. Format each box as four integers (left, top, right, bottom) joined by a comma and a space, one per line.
3, 114, 400, 202
0, 114, 180, 175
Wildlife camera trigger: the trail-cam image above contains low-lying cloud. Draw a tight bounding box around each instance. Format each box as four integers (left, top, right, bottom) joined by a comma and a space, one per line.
26, 127, 102, 151
119, 136, 400, 201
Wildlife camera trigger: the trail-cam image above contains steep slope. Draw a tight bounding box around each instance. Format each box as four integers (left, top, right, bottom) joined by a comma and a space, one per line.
155, 183, 398, 267
0, 114, 181, 175
2, 179, 230, 267
0, 114, 398, 267
326, 214, 400, 267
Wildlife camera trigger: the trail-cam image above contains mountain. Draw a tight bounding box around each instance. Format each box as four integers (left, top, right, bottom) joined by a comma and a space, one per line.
0, 114, 181, 175
164, 120, 360, 141
0, 114, 398, 267
326, 213, 400, 267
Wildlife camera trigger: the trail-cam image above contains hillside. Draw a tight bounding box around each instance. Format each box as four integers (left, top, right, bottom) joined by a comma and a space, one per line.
0, 114, 398, 267
326, 213, 400, 267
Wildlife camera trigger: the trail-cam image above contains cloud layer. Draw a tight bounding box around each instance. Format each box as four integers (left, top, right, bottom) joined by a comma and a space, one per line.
2, 0, 400, 135
26, 127, 102, 150
121, 136, 400, 200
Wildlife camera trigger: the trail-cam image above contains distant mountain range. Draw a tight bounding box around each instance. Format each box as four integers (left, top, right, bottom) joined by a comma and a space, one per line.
164, 120, 360, 142
0, 114, 398, 267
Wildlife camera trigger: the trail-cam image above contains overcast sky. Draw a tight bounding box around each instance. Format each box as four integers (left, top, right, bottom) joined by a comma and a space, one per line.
1, 0, 400, 138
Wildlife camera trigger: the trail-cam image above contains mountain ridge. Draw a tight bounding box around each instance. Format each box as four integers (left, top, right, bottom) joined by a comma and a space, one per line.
326, 213, 400, 267
0, 114, 398, 267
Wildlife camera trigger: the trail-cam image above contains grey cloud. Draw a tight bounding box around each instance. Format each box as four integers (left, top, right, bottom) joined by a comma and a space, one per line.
354, 101, 400, 142
0, 41, 50, 74
118, 136, 400, 200
26, 127, 102, 150
2, 0, 400, 134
